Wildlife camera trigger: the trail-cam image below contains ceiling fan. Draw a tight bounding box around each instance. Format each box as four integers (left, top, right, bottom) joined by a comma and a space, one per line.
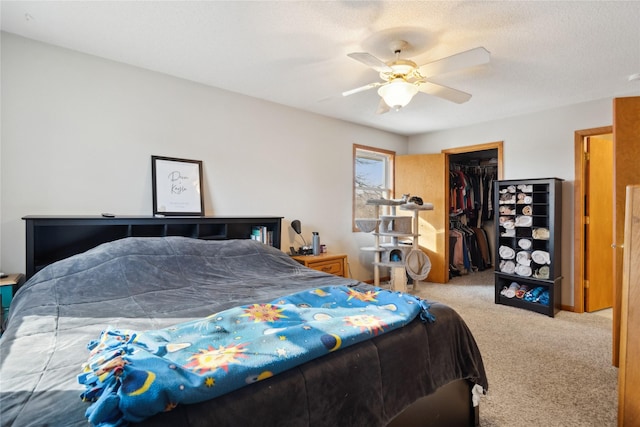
342, 41, 490, 113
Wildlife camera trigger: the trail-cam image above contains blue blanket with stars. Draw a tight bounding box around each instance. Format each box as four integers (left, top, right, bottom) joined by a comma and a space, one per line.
78, 285, 435, 427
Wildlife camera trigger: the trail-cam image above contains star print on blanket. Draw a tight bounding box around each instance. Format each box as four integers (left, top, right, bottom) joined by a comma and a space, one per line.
78, 286, 435, 426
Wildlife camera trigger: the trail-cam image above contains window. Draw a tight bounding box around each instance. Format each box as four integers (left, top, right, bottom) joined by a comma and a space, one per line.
353, 144, 395, 230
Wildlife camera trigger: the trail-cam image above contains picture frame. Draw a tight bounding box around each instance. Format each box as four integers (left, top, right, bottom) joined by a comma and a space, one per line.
151, 156, 204, 216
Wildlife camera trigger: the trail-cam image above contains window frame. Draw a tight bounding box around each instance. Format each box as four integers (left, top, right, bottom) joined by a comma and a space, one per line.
352, 144, 395, 232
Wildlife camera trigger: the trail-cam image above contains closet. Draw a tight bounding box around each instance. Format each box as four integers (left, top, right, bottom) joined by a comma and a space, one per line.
396, 142, 503, 284
447, 148, 499, 278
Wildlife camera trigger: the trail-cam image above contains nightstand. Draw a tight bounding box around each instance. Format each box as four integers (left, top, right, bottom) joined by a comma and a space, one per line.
291, 253, 349, 278
1, 273, 25, 331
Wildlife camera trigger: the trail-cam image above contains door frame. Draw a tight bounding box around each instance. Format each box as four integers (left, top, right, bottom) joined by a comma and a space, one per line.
573, 126, 613, 313
441, 141, 504, 181
442, 141, 504, 279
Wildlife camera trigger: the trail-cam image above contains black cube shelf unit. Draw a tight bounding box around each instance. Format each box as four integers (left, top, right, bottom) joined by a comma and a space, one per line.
494, 178, 563, 317
23, 215, 282, 279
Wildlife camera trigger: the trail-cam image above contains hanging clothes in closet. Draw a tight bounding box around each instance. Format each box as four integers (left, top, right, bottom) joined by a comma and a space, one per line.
450, 165, 496, 226
449, 164, 496, 276
449, 216, 492, 275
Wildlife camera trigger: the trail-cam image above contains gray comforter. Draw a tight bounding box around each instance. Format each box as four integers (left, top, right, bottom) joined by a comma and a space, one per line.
0, 237, 487, 427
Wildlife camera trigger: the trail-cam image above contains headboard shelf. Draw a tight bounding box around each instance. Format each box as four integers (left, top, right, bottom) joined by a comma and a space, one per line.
23, 215, 282, 279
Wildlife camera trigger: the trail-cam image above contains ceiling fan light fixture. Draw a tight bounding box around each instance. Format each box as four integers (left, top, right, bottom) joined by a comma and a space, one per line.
378, 78, 419, 110
384, 59, 418, 77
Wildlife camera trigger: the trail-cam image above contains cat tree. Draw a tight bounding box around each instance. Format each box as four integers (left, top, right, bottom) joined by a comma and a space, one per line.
357, 198, 433, 292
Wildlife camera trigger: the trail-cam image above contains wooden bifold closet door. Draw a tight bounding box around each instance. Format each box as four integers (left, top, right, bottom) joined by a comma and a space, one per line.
396, 153, 449, 283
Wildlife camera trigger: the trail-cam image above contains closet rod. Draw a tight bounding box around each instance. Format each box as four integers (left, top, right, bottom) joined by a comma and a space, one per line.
450, 162, 496, 171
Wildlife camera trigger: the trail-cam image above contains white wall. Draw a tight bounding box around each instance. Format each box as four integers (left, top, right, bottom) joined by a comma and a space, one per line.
0, 33, 407, 277
408, 99, 614, 306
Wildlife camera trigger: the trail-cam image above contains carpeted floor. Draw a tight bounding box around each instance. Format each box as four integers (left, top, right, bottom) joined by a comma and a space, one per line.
410, 270, 618, 427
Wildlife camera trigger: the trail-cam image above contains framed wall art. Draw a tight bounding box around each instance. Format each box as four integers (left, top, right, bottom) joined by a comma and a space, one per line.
151, 156, 204, 216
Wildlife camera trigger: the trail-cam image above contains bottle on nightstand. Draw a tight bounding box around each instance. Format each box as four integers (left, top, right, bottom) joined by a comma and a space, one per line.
312, 232, 320, 256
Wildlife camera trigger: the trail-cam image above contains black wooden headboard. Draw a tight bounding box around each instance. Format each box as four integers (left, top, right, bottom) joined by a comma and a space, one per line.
22, 215, 282, 279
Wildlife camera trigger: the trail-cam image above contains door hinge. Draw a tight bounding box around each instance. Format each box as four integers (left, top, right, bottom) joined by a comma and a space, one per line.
584, 216, 590, 224
584, 279, 590, 289
584, 151, 590, 161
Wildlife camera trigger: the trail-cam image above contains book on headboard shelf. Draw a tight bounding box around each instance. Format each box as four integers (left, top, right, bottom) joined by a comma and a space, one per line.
251, 225, 273, 246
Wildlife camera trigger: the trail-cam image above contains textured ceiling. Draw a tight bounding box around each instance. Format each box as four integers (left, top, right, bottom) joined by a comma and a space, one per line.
2, 1, 639, 136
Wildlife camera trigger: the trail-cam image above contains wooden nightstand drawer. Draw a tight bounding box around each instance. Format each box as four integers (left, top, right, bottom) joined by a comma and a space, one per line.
307, 259, 344, 276
291, 253, 348, 278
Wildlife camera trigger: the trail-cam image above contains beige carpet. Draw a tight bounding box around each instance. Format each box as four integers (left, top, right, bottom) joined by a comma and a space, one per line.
410, 270, 618, 427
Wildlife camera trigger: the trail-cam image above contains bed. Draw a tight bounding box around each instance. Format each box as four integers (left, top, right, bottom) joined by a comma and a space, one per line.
0, 233, 487, 427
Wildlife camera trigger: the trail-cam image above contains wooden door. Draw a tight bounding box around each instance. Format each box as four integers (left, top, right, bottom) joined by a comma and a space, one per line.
396, 153, 448, 283
613, 96, 640, 367
585, 135, 614, 312
573, 126, 612, 314
618, 185, 640, 426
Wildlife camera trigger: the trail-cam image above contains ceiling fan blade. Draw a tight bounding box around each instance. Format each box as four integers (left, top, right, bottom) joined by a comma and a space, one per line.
376, 98, 391, 115
342, 81, 383, 97
347, 52, 393, 73
417, 82, 472, 104
419, 47, 490, 78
